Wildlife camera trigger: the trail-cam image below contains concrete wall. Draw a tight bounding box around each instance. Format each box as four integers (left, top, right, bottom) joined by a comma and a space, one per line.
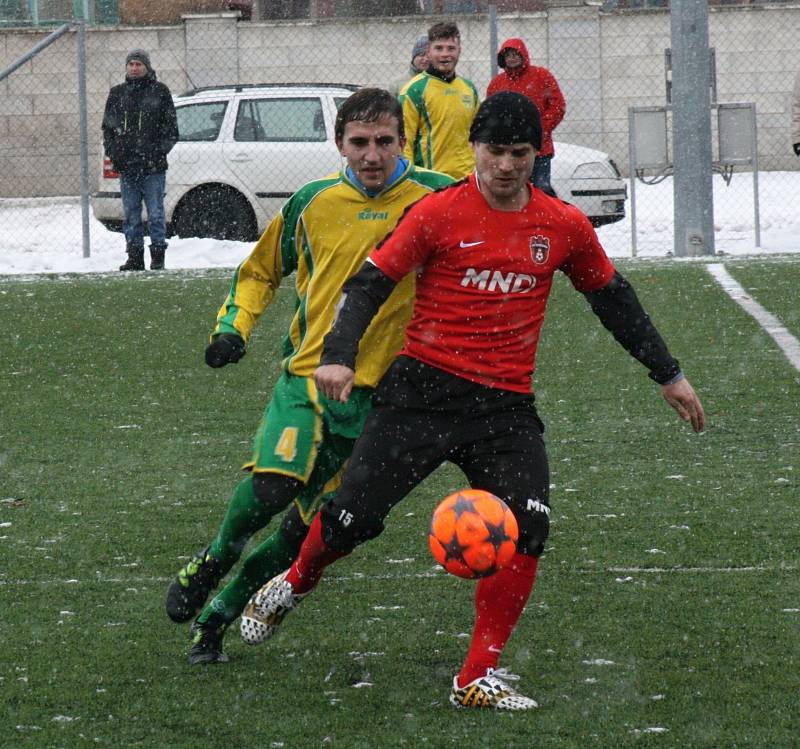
1, 3, 799, 197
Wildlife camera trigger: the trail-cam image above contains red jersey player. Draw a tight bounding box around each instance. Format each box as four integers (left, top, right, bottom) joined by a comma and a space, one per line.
244, 92, 705, 710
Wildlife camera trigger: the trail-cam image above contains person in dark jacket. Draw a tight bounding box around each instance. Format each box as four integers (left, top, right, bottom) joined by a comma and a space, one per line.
102, 49, 178, 271
486, 38, 565, 196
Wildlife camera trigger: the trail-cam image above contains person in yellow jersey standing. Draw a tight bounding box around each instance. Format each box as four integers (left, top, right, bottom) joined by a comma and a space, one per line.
399, 21, 480, 180
163, 88, 454, 664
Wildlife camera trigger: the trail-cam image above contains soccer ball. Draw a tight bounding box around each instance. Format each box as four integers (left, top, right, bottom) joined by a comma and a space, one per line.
428, 489, 519, 579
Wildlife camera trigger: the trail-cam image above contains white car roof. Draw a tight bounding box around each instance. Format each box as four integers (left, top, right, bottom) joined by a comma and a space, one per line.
175, 83, 360, 102
554, 140, 611, 164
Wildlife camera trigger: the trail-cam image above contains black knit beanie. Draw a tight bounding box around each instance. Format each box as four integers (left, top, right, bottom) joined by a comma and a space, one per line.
126, 48, 152, 73
469, 91, 542, 150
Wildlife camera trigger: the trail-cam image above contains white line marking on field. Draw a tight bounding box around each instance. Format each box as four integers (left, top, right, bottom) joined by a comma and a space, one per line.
1, 565, 793, 587
707, 264, 800, 371
605, 566, 775, 573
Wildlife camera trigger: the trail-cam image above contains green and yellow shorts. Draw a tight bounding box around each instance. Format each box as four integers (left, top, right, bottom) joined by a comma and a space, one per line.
244, 372, 373, 522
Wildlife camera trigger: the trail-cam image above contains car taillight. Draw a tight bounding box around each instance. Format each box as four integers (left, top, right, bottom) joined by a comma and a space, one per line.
103, 157, 119, 179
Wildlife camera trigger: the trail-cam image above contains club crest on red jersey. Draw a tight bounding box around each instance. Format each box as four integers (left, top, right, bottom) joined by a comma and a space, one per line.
530, 235, 550, 264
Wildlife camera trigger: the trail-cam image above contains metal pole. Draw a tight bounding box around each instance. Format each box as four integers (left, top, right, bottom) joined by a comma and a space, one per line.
236, 13, 241, 84
77, 0, 91, 258
750, 103, 760, 248
489, 4, 498, 80
670, 0, 714, 256
0, 23, 74, 83
627, 107, 638, 258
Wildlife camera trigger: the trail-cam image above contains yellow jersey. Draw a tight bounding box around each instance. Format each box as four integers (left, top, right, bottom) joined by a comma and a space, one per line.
212, 163, 454, 389
400, 72, 480, 180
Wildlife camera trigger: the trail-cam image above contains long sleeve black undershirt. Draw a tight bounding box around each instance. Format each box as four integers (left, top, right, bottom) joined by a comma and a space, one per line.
321, 264, 681, 386
582, 272, 681, 384
321, 261, 397, 370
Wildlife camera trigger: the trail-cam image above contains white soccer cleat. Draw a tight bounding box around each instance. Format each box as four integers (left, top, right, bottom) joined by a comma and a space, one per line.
240, 570, 307, 645
449, 668, 538, 710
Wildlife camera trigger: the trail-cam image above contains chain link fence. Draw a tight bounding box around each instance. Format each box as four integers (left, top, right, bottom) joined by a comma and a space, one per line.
1, 1, 799, 269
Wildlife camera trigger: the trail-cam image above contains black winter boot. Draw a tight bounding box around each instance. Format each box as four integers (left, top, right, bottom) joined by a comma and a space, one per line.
149, 243, 167, 271
119, 245, 145, 271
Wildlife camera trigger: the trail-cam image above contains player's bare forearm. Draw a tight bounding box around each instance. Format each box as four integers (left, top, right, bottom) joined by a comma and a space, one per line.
660, 377, 705, 433
315, 364, 355, 403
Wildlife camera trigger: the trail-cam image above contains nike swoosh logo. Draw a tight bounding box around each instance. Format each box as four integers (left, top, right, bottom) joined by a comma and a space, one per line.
488, 645, 502, 653
459, 240, 485, 248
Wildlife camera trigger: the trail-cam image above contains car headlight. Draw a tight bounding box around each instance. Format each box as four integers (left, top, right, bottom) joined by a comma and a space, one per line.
571, 161, 617, 180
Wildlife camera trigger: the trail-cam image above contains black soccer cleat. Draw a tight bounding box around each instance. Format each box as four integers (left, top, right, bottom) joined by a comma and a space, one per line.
188, 615, 229, 665
165, 548, 223, 623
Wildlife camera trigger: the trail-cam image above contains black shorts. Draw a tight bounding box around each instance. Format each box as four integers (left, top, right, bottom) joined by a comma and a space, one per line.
320, 356, 551, 557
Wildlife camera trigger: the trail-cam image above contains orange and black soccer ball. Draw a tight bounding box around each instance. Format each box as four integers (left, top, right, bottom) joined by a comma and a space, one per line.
428, 489, 519, 579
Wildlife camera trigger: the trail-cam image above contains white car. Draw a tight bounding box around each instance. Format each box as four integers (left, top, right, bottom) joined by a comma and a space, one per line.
92, 83, 626, 241
551, 142, 627, 227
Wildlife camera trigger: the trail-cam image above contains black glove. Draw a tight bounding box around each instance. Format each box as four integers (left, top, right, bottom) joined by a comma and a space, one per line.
794, 143, 800, 156
205, 333, 246, 368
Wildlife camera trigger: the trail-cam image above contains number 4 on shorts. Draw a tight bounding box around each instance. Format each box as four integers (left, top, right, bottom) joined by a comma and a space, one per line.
274, 427, 298, 462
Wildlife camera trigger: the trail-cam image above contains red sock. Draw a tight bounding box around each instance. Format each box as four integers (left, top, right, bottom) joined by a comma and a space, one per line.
457, 553, 539, 688
285, 514, 349, 594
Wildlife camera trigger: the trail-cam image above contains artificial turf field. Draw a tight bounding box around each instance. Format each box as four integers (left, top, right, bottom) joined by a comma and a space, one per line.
2, 256, 798, 748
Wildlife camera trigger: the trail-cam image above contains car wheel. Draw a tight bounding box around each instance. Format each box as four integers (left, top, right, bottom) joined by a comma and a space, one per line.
172, 186, 257, 241
99, 219, 124, 233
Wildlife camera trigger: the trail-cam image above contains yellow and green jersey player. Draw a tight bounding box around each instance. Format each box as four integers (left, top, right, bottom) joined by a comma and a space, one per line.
399, 21, 480, 180
164, 88, 454, 664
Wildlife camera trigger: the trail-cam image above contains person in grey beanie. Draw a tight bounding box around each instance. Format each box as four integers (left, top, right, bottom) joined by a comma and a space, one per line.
102, 49, 178, 271
388, 34, 429, 97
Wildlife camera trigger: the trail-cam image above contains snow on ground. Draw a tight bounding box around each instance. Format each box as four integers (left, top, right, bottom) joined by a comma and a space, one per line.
1, 170, 798, 276
598, 169, 800, 258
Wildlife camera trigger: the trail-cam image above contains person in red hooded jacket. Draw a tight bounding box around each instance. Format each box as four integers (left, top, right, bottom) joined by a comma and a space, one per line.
486, 38, 565, 196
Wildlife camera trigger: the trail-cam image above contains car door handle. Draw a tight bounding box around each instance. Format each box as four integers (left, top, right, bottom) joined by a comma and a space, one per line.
228, 153, 254, 162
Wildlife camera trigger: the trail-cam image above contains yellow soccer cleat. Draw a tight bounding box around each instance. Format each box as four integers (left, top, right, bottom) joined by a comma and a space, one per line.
240, 570, 307, 645
449, 668, 538, 711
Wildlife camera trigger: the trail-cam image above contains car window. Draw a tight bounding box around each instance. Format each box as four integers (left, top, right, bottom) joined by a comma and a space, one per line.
176, 101, 228, 142
334, 97, 349, 110
235, 97, 327, 142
